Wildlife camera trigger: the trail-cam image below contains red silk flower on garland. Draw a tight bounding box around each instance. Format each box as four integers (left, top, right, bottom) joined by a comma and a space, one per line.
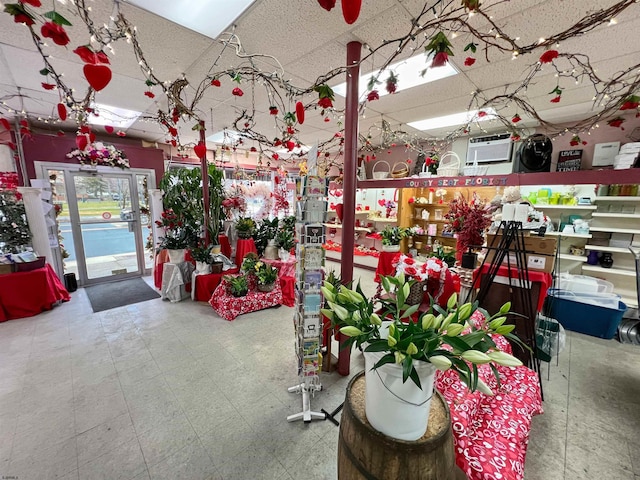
608, 117, 625, 129
539, 50, 559, 64
620, 95, 639, 110
426, 31, 454, 68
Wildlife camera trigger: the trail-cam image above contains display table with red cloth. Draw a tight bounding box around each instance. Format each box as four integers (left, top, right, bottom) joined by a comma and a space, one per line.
209, 274, 282, 321
261, 257, 297, 277
234, 238, 257, 264
474, 264, 553, 313
218, 234, 232, 258
192, 267, 239, 302
374, 251, 399, 283
436, 329, 543, 480
0, 265, 70, 321
278, 276, 295, 307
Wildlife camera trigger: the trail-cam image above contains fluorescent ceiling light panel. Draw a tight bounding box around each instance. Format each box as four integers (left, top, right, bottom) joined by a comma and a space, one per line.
333, 52, 458, 98
126, 0, 256, 39
408, 109, 496, 131
87, 103, 141, 129
207, 130, 241, 143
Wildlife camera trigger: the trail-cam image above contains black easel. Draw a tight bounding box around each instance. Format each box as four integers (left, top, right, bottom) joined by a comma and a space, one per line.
469, 221, 543, 394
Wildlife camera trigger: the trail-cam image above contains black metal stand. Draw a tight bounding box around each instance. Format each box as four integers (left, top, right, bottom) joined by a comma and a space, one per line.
469, 221, 544, 397
321, 402, 344, 427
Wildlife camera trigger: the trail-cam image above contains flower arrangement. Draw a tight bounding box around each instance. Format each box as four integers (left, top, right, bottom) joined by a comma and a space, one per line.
222, 184, 247, 220
393, 254, 449, 282
155, 208, 191, 249
321, 275, 523, 392
190, 243, 212, 263
380, 226, 406, 246
378, 199, 396, 218
226, 274, 249, 297
66, 142, 130, 169
254, 261, 278, 286
241, 252, 260, 273
443, 193, 492, 249
424, 154, 440, 175
235, 216, 256, 239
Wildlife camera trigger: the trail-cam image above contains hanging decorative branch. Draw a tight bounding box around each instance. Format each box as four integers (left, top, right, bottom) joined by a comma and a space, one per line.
2, 0, 640, 166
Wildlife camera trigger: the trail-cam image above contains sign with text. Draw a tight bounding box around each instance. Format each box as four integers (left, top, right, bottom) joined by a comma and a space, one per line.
557, 149, 583, 172
404, 176, 510, 188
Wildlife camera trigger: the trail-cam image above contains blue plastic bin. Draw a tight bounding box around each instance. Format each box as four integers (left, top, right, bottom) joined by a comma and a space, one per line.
543, 288, 626, 339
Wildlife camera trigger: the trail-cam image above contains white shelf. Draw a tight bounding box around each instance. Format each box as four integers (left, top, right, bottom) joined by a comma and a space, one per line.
327, 210, 371, 216
370, 218, 398, 223
594, 196, 640, 202
546, 231, 592, 239
585, 245, 634, 254
582, 265, 637, 277
589, 226, 640, 235
323, 223, 371, 233
620, 296, 638, 309
591, 212, 640, 218
539, 204, 597, 210
558, 253, 587, 262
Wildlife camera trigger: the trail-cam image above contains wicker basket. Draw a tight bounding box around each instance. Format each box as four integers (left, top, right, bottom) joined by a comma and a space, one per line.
436, 151, 461, 177
463, 163, 489, 176
390, 162, 409, 178
371, 160, 390, 179
419, 162, 433, 178
406, 280, 426, 305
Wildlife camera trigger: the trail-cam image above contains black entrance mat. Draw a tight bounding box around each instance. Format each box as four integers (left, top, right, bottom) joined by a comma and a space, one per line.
85, 277, 160, 313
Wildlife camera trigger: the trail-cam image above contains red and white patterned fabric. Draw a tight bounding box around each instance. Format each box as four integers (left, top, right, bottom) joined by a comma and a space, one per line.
436, 325, 543, 480
261, 257, 297, 278
209, 274, 283, 321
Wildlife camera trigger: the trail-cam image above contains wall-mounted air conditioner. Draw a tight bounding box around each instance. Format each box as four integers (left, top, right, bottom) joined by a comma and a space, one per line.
467, 133, 513, 164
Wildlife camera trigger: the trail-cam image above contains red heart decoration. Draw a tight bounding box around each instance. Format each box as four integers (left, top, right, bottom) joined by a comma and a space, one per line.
83, 64, 112, 91
194, 142, 207, 159
104, 125, 114, 133
76, 134, 88, 151
57, 103, 67, 121
317, 0, 336, 10
89, 132, 96, 143
341, 0, 362, 24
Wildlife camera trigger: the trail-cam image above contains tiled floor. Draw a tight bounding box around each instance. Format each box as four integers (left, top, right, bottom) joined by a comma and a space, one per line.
0, 267, 639, 479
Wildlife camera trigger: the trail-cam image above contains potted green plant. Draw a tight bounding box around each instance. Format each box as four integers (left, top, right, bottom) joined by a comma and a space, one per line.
254, 261, 279, 292
429, 244, 456, 268
235, 217, 256, 239
241, 252, 259, 274
321, 274, 523, 441
155, 208, 191, 263
275, 228, 295, 261
254, 218, 279, 257
225, 274, 248, 297
380, 226, 406, 253
190, 243, 212, 273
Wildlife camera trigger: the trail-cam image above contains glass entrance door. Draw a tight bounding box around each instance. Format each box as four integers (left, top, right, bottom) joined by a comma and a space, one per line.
65, 171, 146, 285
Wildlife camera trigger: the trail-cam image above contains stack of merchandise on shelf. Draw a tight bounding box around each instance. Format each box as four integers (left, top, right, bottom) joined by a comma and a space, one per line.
614, 143, 640, 169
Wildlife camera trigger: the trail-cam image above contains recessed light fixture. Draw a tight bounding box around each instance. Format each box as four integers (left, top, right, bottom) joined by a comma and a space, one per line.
408, 109, 496, 132
87, 103, 141, 129
125, 0, 257, 39
332, 52, 458, 98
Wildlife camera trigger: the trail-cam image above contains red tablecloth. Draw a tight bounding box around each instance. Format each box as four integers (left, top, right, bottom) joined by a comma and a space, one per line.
262, 257, 297, 277
193, 268, 239, 302
474, 264, 553, 312
279, 275, 295, 307
218, 234, 232, 258
235, 238, 257, 264
374, 251, 400, 283
209, 275, 283, 321
436, 328, 543, 480
0, 265, 70, 321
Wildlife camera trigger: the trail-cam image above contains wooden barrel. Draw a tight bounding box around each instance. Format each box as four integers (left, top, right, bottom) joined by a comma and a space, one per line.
338, 372, 466, 480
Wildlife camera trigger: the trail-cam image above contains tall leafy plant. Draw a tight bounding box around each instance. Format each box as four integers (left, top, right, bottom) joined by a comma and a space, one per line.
159, 164, 225, 247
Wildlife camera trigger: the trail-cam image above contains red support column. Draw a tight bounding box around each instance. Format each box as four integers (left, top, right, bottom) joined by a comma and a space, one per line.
198, 120, 211, 245
337, 41, 362, 376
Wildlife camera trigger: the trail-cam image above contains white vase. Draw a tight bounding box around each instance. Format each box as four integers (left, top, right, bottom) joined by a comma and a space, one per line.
195, 261, 211, 274
264, 245, 279, 260
363, 350, 436, 441
279, 249, 290, 261
381, 244, 401, 253
167, 249, 185, 264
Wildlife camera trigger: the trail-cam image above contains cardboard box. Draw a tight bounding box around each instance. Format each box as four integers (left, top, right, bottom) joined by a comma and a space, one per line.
485, 234, 557, 273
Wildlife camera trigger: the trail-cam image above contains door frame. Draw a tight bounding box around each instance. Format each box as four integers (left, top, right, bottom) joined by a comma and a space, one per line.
34, 161, 156, 285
